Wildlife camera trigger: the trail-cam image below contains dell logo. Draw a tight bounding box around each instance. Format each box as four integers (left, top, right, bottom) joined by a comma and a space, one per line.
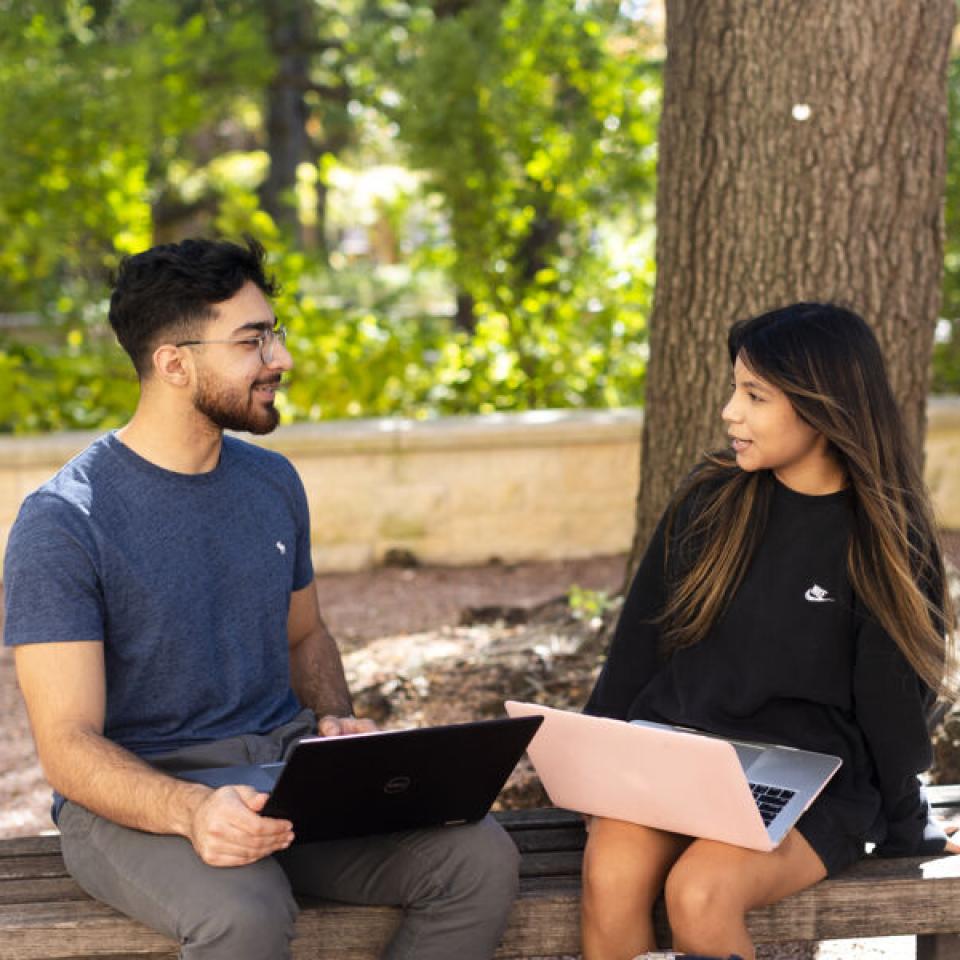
383, 776, 412, 795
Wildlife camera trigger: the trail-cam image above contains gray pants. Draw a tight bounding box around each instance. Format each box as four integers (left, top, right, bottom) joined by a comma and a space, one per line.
58, 714, 520, 960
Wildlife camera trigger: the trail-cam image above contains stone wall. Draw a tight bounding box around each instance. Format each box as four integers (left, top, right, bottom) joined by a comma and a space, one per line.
1, 400, 958, 575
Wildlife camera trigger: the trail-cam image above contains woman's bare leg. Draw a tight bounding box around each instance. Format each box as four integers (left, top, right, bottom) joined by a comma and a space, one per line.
581, 817, 691, 960
664, 828, 827, 960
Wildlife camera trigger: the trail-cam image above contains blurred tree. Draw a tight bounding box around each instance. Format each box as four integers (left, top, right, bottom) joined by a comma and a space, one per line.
372, 0, 659, 408
0, 0, 271, 311
259, 0, 358, 254
0, 0, 664, 430
630, 0, 956, 565
260, 0, 315, 235
0, 0, 274, 431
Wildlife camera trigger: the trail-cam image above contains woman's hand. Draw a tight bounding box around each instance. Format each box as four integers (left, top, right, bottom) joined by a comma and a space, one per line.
939, 819, 960, 854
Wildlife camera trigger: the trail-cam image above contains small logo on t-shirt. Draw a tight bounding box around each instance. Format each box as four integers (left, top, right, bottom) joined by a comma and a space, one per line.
275, 541, 287, 556
804, 583, 834, 603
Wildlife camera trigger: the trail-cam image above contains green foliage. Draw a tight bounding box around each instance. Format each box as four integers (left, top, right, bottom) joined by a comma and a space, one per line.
0, 0, 270, 312
567, 585, 614, 624
0, 331, 138, 433
0, 0, 659, 432
213, 175, 651, 421
273, 275, 649, 421
374, 0, 658, 409
4, 2, 959, 437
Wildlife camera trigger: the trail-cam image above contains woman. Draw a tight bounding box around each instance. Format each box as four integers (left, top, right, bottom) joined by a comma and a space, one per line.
581, 303, 958, 960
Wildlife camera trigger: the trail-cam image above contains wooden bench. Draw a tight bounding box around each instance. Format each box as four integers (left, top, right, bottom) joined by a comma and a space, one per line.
3, 787, 960, 959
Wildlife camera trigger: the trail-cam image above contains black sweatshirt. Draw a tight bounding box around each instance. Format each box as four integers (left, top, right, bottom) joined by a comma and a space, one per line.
586, 473, 947, 858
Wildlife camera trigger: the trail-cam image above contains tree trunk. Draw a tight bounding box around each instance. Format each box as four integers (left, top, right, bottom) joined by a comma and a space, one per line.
261, 0, 315, 238
630, 0, 955, 572
453, 291, 477, 333
310, 91, 352, 261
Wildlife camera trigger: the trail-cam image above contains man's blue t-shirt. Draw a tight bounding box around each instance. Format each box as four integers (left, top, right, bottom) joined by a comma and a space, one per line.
3, 432, 312, 757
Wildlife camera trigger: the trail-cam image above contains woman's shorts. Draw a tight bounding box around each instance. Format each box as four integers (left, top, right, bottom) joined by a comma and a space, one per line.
796, 802, 863, 876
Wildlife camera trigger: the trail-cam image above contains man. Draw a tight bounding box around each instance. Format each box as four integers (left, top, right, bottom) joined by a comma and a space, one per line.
3, 237, 519, 959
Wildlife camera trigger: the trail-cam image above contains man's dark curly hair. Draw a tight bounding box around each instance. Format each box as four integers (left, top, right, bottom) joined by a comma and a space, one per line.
108, 236, 278, 378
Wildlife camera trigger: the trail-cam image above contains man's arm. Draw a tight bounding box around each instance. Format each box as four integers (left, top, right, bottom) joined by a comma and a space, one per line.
14, 641, 294, 866
287, 582, 374, 736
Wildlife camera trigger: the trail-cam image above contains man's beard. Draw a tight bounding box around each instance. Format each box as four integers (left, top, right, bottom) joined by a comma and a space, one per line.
193, 371, 281, 435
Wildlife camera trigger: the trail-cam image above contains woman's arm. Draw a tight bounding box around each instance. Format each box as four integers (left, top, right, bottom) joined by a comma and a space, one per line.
853, 615, 947, 857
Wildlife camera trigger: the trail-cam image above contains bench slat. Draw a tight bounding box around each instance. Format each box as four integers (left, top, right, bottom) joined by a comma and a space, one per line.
518, 850, 583, 878
0, 835, 61, 856
495, 808, 584, 829
0, 854, 78, 882
0, 876, 88, 906
508, 826, 587, 854
3, 799, 960, 958
1, 900, 179, 959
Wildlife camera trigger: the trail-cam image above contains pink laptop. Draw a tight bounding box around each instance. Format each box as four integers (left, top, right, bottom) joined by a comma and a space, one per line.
505, 700, 840, 851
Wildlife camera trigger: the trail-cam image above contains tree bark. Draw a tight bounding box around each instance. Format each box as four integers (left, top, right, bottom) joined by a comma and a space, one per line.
261, 0, 315, 237
630, 0, 955, 571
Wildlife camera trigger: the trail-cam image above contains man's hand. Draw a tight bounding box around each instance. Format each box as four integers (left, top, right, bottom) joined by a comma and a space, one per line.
188, 785, 294, 867
317, 714, 377, 737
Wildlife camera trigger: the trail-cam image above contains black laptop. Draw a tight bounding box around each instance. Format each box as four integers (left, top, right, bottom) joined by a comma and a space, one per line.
178, 715, 542, 844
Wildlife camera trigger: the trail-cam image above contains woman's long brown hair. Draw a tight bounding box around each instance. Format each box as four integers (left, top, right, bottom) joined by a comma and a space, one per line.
659, 303, 956, 694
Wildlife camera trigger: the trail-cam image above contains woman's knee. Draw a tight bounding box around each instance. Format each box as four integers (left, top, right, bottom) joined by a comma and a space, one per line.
663, 861, 740, 938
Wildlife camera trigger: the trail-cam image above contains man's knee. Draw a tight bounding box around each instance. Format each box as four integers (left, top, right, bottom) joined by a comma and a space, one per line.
182, 870, 298, 960
415, 815, 520, 913
61, 809, 298, 960
448, 816, 519, 901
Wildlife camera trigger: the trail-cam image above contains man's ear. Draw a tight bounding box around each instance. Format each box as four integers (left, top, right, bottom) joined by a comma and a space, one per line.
152, 344, 191, 387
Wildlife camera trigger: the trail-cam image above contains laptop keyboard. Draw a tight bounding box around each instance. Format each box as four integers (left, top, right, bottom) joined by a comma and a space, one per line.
749, 783, 795, 826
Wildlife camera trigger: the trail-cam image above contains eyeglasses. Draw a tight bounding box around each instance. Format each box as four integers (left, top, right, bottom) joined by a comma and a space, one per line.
176, 325, 287, 366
